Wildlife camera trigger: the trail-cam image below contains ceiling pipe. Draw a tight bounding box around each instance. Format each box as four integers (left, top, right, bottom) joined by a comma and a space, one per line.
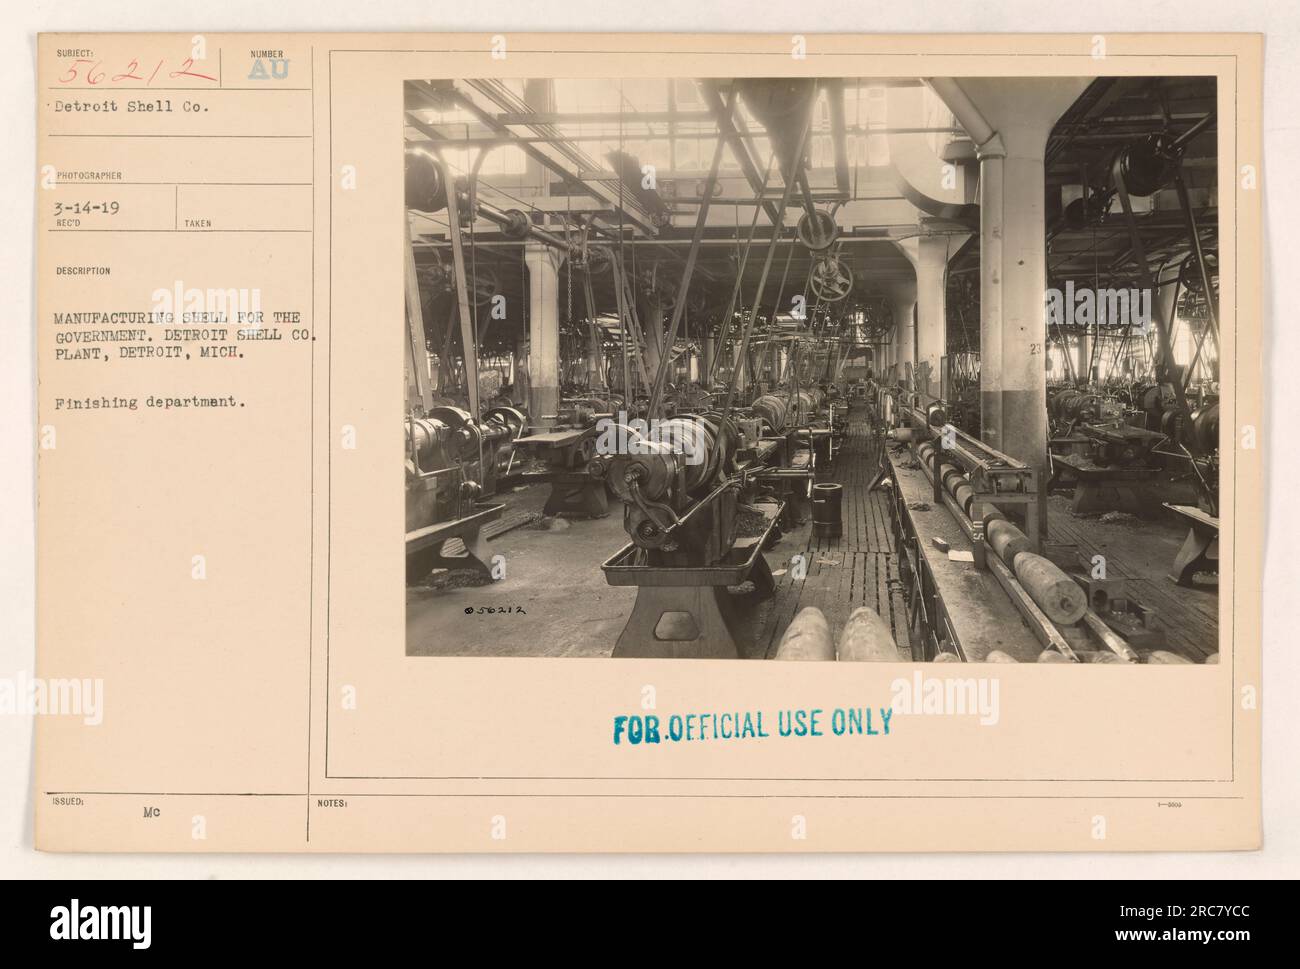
923, 78, 1005, 160
924, 77, 1005, 449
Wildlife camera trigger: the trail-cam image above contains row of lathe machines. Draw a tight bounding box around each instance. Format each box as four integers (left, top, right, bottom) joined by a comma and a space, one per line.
403, 353, 933, 659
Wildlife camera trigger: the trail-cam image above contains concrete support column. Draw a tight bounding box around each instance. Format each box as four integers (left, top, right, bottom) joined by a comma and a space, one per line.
899, 300, 916, 385
884, 281, 917, 387
1076, 328, 1091, 384
929, 76, 1088, 538
733, 341, 747, 394
525, 243, 560, 422
521, 77, 559, 420
512, 339, 530, 407
914, 236, 966, 401
987, 146, 1044, 456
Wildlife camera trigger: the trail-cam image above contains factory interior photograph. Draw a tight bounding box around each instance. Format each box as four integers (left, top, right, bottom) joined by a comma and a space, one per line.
402, 74, 1220, 665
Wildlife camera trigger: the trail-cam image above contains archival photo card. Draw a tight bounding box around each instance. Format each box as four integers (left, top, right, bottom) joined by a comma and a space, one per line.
34, 32, 1261, 853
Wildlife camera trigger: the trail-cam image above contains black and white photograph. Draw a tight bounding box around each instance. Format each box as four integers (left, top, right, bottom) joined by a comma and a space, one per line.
402, 73, 1221, 663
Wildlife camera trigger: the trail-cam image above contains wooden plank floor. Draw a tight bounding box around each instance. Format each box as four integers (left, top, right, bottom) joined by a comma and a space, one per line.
1045, 495, 1219, 660
747, 405, 915, 659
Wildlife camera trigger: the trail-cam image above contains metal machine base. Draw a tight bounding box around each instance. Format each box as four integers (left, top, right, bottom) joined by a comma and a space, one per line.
1165, 503, 1219, 586
603, 499, 784, 660
611, 556, 776, 659
1051, 454, 1161, 516
542, 476, 610, 518
405, 504, 503, 582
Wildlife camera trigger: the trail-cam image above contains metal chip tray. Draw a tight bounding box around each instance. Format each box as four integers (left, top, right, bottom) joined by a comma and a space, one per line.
405, 502, 504, 554
601, 500, 784, 587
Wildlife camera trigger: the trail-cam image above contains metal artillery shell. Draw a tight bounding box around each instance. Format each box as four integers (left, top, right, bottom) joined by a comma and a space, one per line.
942, 467, 966, 497
952, 482, 975, 516
986, 517, 1032, 568
836, 606, 903, 662
774, 607, 834, 661
982, 508, 1008, 530
1013, 552, 1088, 625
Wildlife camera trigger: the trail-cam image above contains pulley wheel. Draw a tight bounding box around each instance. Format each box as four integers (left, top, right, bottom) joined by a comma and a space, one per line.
809, 256, 853, 302
1113, 133, 1179, 197
483, 406, 527, 440
1178, 249, 1218, 295
797, 209, 838, 251
583, 245, 613, 275
404, 148, 447, 213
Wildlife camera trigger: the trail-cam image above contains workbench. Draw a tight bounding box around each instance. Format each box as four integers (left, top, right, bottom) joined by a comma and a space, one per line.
889, 451, 1042, 662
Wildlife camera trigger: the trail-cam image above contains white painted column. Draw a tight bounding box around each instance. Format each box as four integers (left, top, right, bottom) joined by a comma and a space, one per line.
915, 236, 965, 401
928, 76, 1089, 541
525, 244, 561, 422
884, 280, 917, 387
